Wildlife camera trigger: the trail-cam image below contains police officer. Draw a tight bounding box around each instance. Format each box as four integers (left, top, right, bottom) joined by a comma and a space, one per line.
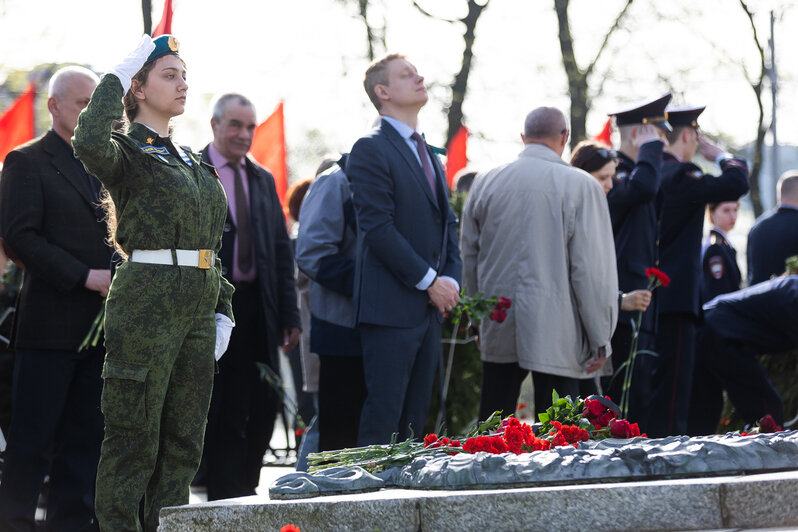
645, 105, 749, 437
701, 201, 742, 302
604, 94, 670, 418
72, 35, 234, 530
688, 268, 798, 434
747, 170, 798, 285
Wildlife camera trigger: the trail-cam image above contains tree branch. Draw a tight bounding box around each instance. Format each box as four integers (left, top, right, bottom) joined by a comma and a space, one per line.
412, 0, 459, 23
586, 0, 634, 78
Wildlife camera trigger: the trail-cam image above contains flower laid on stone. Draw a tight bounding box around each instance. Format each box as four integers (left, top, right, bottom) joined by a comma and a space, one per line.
740, 414, 785, 436
280, 525, 300, 532
307, 392, 646, 474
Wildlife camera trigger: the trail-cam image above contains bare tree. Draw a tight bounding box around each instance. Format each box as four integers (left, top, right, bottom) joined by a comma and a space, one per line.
553, 0, 634, 149
142, 0, 152, 35
413, 0, 490, 146
739, 0, 767, 218
337, 0, 386, 61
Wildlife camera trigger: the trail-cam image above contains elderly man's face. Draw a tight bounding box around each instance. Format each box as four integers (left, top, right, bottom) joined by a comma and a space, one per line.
51, 75, 96, 137
212, 101, 257, 162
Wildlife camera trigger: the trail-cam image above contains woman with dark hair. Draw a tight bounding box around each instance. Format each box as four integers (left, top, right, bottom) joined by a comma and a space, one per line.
701, 201, 742, 302
73, 35, 234, 530
569, 139, 618, 195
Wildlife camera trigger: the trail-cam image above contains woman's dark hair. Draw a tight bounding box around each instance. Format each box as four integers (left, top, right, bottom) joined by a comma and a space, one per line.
287, 178, 313, 223
569, 140, 617, 174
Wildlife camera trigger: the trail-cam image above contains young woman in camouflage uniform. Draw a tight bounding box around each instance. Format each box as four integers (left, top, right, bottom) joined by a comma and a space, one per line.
73, 35, 234, 531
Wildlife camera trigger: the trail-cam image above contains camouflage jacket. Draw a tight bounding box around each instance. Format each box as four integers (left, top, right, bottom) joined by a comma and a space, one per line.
72, 74, 234, 320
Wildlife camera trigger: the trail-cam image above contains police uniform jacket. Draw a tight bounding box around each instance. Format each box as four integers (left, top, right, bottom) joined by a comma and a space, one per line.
657, 152, 749, 318
72, 74, 234, 321
606, 140, 664, 333
200, 147, 300, 360
701, 228, 741, 303
747, 206, 798, 285
703, 274, 798, 354
0, 130, 113, 350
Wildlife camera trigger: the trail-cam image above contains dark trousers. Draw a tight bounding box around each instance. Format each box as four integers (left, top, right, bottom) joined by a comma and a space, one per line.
643, 312, 697, 437
357, 310, 440, 445
204, 283, 277, 501
603, 322, 655, 424
478, 361, 581, 420
0, 346, 104, 532
317, 354, 366, 452
688, 324, 784, 432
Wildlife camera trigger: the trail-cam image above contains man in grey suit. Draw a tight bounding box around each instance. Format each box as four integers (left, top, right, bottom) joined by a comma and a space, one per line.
347, 54, 462, 445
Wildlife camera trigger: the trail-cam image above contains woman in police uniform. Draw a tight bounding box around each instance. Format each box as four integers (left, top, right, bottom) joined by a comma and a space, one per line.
701, 201, 742, 303
73, 35, 234, 530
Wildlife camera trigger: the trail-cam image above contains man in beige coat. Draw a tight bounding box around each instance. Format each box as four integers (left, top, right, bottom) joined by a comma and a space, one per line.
461, 107, 618, 419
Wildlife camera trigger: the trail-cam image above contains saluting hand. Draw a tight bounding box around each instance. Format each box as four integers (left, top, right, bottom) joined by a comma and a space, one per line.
110, 35, 156, 93
85, 268, 111, 297
697, 134, 724, 161
632, 124, 661, 148
427, 277, 459, 314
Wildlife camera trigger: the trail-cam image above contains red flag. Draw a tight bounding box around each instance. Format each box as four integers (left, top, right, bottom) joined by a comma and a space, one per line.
250, 102, 288, 207
445, 125, 468, 188
152, 0, 173, 37
593, 118, 613, 146
0, 83, 35, 164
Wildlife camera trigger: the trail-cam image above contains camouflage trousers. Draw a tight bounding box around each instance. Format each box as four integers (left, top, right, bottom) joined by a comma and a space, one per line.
95, 261, 220, 531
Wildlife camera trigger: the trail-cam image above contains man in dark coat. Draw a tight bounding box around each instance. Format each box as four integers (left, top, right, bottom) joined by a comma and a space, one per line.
604, 94, 670, 415
645, 106, 750, 437
688, 272, 798, 434
0, 66, 112, 531
201, 93, 300, 501
747, 170, 798, 285
347, 54, 462, 445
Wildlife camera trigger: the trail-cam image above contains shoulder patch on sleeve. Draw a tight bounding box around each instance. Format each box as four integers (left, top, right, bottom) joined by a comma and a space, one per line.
708, 255, 724, 279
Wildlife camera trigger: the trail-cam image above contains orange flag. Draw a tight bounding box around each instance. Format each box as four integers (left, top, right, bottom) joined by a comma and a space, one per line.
152, 0, 173, 37
445, 125, 468, 188
250, 102, 287, 207
0, 83, 35, 164
593, 118, 613, 146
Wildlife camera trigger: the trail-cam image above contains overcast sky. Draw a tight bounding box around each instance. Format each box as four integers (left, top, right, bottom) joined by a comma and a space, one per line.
0, 0, 795, 187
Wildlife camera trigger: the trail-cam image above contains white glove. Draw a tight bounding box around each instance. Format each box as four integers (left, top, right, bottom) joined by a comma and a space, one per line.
214, 313, 234, 361
109, 35, 156, 93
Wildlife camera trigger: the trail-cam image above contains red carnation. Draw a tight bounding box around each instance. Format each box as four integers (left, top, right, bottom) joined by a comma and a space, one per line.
423, 434, 439, 447
497, 297, 512, 310
281, 526, 301, 532
758, 414, 783, 433
645, 267, 671, 287
489, 308, 507, 323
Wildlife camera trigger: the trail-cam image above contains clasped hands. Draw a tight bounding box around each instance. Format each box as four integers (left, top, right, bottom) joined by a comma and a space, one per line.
427, 276, 459, 313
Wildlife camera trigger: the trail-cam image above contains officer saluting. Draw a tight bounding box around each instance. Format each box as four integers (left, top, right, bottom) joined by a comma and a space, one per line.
73, 35, 235, 530
604, 94, 670, 417
644, 105, 749, 438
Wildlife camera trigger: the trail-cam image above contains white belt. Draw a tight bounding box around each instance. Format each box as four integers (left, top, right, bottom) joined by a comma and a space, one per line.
129, 249, 215, 269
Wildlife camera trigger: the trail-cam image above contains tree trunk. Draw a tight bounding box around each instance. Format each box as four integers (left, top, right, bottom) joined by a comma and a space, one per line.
740, 0, 766, 218
446, 0, 489, 146
142, 0, 152, 35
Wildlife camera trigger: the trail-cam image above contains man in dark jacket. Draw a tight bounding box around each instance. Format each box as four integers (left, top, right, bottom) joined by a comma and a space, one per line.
201, 93, 300, 501
747, 170, 798, 285
0, 66, 112, 531
605, 94, 670, 415
688, 272, 798, 434
645, 105, 750, 437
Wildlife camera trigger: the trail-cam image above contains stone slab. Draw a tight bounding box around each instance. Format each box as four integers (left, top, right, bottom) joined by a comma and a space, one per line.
159, 471, 798, 531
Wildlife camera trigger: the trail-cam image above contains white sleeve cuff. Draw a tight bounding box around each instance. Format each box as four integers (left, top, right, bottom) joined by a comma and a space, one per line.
416, 267, 437, 290
715, 152, 734, 165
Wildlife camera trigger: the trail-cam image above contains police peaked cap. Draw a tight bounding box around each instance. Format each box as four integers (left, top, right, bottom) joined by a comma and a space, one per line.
147, 35, 180, 63
610, 93, 673, 132
665, 106, 706, 128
